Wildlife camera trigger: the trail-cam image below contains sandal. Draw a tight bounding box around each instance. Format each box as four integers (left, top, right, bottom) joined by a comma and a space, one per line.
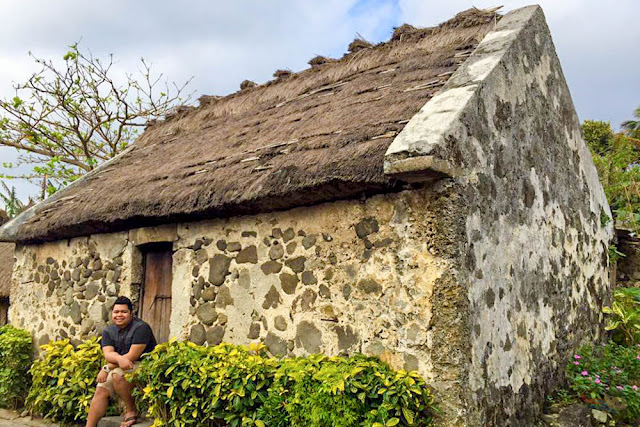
120, 412, 139, 427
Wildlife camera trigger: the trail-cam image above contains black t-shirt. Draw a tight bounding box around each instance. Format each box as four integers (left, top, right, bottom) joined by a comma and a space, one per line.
102, 317, 157, 358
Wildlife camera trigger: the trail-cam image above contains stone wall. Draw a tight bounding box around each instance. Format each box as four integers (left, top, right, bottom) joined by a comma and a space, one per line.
11, 185, 462, 394
385, 6, 614, 426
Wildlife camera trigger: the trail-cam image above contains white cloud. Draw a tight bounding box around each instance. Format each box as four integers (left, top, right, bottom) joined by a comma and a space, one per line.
0, 0, 638, 201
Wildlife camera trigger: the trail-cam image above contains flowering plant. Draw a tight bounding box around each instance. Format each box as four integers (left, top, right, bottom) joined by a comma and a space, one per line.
566, 343, 640, 422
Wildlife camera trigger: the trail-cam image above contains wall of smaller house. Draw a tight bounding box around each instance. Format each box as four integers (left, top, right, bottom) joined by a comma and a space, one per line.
10, 186, 463, 397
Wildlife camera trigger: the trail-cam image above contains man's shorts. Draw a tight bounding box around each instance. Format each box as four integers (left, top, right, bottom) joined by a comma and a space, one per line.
96, 362, 140, 396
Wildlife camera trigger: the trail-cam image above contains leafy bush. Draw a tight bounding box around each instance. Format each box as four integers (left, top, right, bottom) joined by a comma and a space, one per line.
130, 341, 436, 427
603, 287, 640, 346
583, 120, 640, 232
0, 325, 33, 408
566, 343, 640, 423
27, 336, 116, 424
259, 354, 435, 427
131, 341, 276, 427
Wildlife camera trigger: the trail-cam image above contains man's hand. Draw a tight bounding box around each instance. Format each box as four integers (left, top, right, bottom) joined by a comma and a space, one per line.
118, 355, 134, 370
97, 370, 108, 383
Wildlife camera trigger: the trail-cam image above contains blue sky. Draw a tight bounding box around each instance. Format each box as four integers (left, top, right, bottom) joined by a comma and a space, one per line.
0, 0, 638, 201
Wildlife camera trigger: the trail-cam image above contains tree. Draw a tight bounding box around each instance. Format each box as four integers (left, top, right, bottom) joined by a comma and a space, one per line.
622, 106, 640, 139
0, 182, 31, 218
0, 43, 191, 196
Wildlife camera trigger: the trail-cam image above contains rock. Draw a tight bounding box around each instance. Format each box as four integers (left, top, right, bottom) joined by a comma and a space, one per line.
218, 313, 228, 325
295, 289, 317, 311
215, 286, 234, 309
295, 321, 322, 353
106, 283, 118, 297
262, 286, 282, 309
236, 245, 258, 264
191, 264, 201, 278
247, 322, 261, 339
83, 268, 93, 278
404, 354, 419, 371
50, 270, 59, 280
216, 240, 227, 251
227, 242, 242, 252
271, 228, 283, 239
196, 303, 218, 326
65, 288, 74, 305
202, 287, 216, 302
285, 256, 306, 273
193, 279, 204, 299
283, 228, 295, 242
269, 244, 285, 260
206, 326, 225, 346
280, 273, 299, 294
302, 235, 317, 249
85, 282, 100, 300
318, 284, 331, 299
274, 316, 287, 331
358, 278, 382, 294
265, 332, 288, 356
241, 231, 257, 238
355, 217, 379, 239
286, 242, 297, 254
70, 301, 82, 324
334, 325, 358, 351
301, 271, 317, 285
591, 409, 607, 424
261, 261, 282, 275
59, 306, 71, 318
80, 318, 95, 335
209, 255, 232, 286
195, 249, 208, 264
92, 259, 103, 271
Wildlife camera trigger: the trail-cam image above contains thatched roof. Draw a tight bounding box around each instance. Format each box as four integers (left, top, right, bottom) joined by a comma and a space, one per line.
0, 243, 13, 297
1, 8, 500, 243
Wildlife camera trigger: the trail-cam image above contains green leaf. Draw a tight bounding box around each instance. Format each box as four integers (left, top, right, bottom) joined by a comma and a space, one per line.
387, 418, 400, 426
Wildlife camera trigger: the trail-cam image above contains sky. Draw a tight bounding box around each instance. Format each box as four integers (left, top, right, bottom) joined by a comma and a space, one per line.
0, 0, 638, 201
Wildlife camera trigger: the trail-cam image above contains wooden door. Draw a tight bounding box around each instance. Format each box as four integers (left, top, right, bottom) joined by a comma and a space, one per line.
140, 246, 172, 343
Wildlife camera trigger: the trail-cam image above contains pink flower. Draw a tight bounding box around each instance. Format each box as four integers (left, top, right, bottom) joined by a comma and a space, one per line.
633, 385, 638, 391
581, 370, 589, 376
574, 354, 582, 360
617, 386, 623, 390
595, 378, 601, 384
636, 355, 640, 361
573, 361, 580, 365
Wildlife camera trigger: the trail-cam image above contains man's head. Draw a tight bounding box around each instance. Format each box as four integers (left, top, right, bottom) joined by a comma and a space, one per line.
112, 296, 133, 328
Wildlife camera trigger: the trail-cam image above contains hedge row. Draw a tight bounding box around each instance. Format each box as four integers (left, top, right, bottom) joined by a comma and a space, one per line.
0, 329, 436, 426
130, 341, 436, 427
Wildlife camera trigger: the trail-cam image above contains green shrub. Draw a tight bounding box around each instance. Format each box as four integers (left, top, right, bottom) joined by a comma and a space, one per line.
603, 287, 640, 346
130, 341, 436, 427
0, 324, 33, 408
27, 336, 116, 424
131, 341, 276, 427
566, 343, 640, 423
259, 354, 435, 427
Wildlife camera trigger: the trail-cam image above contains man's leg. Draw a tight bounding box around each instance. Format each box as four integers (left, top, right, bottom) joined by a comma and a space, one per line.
112, 373, 137, 426
86, 386, 111, 427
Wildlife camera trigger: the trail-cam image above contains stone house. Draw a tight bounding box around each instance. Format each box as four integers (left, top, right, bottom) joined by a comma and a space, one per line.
0, 6, 614, 426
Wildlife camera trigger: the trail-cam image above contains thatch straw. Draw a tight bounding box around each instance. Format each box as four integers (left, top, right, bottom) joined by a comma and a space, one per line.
273, 69, 293, 79
308, 56, 336, 67
3, 8, 501, 242
0, 243, 13, 297
240, 80, 257, 90
348, 38, 373, 53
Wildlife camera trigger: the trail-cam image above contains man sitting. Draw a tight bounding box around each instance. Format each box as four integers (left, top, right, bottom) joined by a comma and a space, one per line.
86, 296, 157, 427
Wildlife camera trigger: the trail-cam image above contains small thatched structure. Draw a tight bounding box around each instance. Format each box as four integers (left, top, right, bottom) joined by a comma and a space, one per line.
0, 210, 12, 325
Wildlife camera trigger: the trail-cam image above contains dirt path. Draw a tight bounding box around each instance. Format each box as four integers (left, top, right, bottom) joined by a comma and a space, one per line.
0, 409, 57, 426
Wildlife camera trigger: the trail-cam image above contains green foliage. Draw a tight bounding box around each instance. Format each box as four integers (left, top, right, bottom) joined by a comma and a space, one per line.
566, 343, 640, 423
0, 43, 191, 195
603, 287, 640, 347
26, 337, 116, 424
622, 106, 640, 140
583, 120, 640, 233
0, 325, 33, 408
259, 354, 435, 427
131, 341, 276, 427
130, 341, 436, 427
